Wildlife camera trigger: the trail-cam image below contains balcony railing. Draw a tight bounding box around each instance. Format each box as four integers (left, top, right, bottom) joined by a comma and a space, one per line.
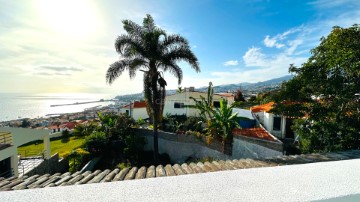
0, 132, 13, 145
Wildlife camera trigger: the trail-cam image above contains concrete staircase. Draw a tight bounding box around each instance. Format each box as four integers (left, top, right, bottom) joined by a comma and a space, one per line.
1, 150, 360, 191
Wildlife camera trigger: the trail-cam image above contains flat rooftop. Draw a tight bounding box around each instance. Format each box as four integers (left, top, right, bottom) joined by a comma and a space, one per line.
1, 159, 360, 202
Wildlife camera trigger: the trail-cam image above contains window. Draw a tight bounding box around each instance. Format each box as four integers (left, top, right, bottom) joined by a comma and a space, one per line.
174, 102, 184, 108
125, 110, 129, 115
273, 117, 281, 131
213, 101, 220, 108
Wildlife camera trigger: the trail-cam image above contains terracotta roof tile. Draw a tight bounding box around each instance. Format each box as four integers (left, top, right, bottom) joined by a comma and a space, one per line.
233, 127, 276, 142
123, 101, 147, 109
250, 102, 275, 113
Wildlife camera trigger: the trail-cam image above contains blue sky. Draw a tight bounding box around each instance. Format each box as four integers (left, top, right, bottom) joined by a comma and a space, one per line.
0, 0, 359, 96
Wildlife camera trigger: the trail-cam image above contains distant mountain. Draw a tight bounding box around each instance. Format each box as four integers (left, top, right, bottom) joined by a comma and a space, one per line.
115, 75, 294, 102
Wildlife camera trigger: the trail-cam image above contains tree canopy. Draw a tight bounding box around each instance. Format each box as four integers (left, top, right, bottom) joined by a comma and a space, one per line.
272, 25, 360, 153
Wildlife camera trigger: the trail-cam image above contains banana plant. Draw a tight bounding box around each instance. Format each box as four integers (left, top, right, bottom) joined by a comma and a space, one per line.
209, 99, 240, 140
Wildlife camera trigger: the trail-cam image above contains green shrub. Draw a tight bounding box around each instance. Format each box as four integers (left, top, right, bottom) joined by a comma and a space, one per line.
117, 162, 131, 170
82, 132, 107, 156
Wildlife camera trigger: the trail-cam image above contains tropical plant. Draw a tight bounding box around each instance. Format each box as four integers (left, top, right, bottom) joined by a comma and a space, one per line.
209, 99, 240, 140
73, 122, 98, 137
106, 14, 200, 163
176, 86, 184, 93
188, 82, 214, 121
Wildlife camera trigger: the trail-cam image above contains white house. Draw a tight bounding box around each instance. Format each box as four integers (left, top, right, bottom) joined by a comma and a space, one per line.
250, 102, 295, 139
163, 87, 234, 117
120, 101, 148, 121
0, 127, 51, 177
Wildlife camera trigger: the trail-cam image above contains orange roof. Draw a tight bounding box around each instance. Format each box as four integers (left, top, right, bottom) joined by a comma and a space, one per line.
60, 122, 78, 130
250, 102, 275, 113
216, 93, 234, 98
123, 101, 147, 109
233, 128, 276, 142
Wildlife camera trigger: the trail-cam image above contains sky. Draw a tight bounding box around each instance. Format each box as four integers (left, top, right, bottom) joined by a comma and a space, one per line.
1, 0, 359, 96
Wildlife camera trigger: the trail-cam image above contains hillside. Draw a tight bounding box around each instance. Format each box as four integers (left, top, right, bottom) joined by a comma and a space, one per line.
115, 75, 293, 102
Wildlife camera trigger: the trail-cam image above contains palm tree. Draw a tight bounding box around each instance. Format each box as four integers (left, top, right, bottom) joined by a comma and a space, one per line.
106, 14, 200, 163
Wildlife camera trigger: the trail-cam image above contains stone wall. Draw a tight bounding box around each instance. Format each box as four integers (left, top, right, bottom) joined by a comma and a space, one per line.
24, 153, 68, 176
134, 129, 230, 163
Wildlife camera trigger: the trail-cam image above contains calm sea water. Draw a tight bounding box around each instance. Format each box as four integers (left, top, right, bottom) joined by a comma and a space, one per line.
0, 93, 115, 122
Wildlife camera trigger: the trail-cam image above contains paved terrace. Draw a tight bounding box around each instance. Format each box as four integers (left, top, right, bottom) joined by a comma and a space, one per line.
0, 150, 359, 192
18, 158, 44, 177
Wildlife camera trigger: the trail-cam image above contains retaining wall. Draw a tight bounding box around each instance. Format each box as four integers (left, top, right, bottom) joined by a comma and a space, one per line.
134, 128, 283, 164
233, 135, 283, 159
24, 153, 68, 176
134, 129, 230, 163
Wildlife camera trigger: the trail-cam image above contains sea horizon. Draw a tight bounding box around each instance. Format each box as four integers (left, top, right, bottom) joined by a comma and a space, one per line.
0, 92, 116, 122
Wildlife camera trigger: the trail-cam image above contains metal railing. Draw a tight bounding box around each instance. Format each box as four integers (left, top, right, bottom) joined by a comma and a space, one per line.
18, 150, 46, 176
0, 132, 13, 145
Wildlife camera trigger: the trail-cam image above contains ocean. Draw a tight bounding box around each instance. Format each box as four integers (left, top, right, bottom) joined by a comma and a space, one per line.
0, 93, 115, 122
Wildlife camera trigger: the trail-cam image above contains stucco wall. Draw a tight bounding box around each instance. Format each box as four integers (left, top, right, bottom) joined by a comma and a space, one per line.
133, 108, 148, 120
135, 129, 283, 163
232, 136, 283, 159
163, 92, 224, 117
24, 153, 68, 176
143, 136, 231, 163
0, 127, 50, 147
135, 129, 230, 163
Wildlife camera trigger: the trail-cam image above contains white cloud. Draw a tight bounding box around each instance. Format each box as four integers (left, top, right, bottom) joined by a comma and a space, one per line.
309, 0, 360, 9
242, 47, 267, 67
223, 60, 239, 66
264, 35, 284, 48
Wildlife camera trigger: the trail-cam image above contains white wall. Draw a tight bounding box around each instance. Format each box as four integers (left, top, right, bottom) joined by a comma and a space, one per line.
232, 138, 282, 159
132, 108, 148, 120
254, 113, 284, 139
143, 135, 230, 163
0, 127, 52, 173
0, 127, 50, 147
163, 92, 225, 117
119, 107, 148, 120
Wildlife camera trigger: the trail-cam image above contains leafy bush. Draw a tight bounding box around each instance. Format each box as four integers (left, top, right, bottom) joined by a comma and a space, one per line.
67, 148, 90, 173
117, 162, 131, 170
184, 116, 204, 132
73, 122, 98, 137
123, 133, 146, 159
82, 132, 107, 156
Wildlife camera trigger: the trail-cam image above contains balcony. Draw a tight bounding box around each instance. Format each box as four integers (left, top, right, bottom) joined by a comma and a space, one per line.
0, 132, 13, 150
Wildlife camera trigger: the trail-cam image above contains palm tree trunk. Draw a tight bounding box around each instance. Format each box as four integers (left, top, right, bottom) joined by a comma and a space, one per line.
153, 113, 159, 165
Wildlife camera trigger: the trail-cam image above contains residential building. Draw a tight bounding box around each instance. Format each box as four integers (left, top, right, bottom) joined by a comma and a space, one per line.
119, 101, 148, 121
0, 127, 51, 177
163, 87, 233, 117
250, 102, 295, 139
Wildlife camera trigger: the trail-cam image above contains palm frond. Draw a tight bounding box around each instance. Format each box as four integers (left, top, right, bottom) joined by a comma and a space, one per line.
161, 34, 189, 49
122, 19, 143, 36
115, 35, 145, 56
143, 14, 155, 32
106, 60, 129, 84
162, 46, 200, 72
160, 62, 183, 85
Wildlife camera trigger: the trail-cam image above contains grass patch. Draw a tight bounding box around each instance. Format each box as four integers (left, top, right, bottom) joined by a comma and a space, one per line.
18, 136, 85, 158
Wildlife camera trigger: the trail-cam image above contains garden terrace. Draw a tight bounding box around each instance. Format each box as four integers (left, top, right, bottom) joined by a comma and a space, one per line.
1, 150, 359, 191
